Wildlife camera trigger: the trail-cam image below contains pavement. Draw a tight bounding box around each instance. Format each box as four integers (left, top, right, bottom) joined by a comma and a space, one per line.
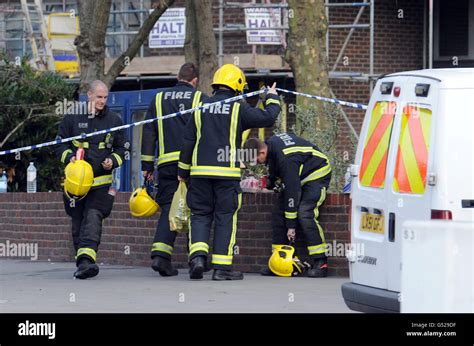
0, 259, 353, 313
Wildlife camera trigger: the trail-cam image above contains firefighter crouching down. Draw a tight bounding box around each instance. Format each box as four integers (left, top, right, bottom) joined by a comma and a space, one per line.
244, 133, 332, 277
141, 63, 206, 276
178, 64, 281, 280
55, 80, 128, 280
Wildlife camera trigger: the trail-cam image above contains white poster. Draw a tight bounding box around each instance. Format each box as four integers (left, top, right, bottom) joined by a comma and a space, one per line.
149, 7, 186, 48
244, 7, 282, 45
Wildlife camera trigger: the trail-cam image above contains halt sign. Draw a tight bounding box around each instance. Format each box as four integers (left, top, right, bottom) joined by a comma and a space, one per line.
244, 8, 282, 45
149, 8, 186, 48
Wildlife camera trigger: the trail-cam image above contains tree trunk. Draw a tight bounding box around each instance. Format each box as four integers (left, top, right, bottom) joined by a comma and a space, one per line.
285, 0, 330, 134
75, 0, 175, 92
184, 0, 218, 95
184, 0, 198, 65
75, 0, 111, 92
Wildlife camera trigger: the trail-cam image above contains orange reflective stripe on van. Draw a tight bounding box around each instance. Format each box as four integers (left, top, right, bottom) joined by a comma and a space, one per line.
359, 101, 397, 188
393, 104, 432, 194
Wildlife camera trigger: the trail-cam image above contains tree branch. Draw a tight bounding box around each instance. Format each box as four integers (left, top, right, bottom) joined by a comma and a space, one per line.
0, 111, 60, 149
103, 0, 175, 87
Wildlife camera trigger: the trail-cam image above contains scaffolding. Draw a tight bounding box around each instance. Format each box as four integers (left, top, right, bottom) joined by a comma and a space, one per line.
1, 0, 377, 84
217, 0, 376, 83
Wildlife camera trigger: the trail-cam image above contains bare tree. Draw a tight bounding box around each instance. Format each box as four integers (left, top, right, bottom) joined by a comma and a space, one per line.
184, 0, 218, 95
285, 0, 331, 133
75, 0, 175, 92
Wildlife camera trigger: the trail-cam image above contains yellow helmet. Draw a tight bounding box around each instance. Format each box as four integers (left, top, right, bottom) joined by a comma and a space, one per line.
64, 159, 94, 197
129, 187, 159, 218
212, 64, 247, 93
268, 245, 304, 277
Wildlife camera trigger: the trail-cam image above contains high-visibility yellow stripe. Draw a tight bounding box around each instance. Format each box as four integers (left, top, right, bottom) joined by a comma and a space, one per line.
141, 154, 155, 162
72, 140, 106, 149
156, 92, 164, 157
313, 187, 327, 243
359, 101, 396, 188
189, 241, 209, 256
229, 103, 240, 168
398, 114, 424, 193
151, 242, 173, 255
419, 107, 432, 150
299, 164, 304, 176
285, 211, 298, 219
72, 140, 89, 148
190, 166, 241, 178
308, 243, 327, 255
192, 106, 202, 166
228, 192, 242, 256
92, 174, 113, 187
76, 247, 97, 262
301, 163, 332, 185
157, 151, 180, 165
265, 98, 281, 106
178, 161, 191, 170
363, 101, 386, 147
112, 153, 123, 166
61, 149, 73, 163
192, 91, 202, 108
212, 254, 233, 265
360, 122, 393, 187
282, 146, 329, 161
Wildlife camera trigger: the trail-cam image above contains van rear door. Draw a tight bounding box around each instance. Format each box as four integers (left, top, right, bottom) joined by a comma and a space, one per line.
385, 76, 439, 293
350, 78, 401, 291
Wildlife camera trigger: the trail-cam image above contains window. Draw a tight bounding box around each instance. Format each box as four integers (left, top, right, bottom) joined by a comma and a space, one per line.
434, 0, 474, 62
359, 101, 397, 188
393, 104, 432, 194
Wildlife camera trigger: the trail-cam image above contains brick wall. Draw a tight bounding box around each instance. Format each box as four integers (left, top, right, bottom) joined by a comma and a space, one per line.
0, 192, 350, 276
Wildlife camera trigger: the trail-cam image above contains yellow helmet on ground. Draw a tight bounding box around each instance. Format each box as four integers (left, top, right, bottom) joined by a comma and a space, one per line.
129, 187, 159, 218
268, 245, 305, 277
212, 64, 247, 93
64, 159, 94, 197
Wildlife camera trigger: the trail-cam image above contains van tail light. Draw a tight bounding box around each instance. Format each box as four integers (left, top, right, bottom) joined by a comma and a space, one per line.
393, 87, 401, 97
431, 210, 452, 220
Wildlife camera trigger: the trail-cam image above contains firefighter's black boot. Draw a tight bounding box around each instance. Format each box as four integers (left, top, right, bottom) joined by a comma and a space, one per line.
212, 269, 244, 281
189, 256, 206, 280
151, 256, 179, 277
74, 257, 99, 280
307, 258, 328, 278
260, 266, 276, 276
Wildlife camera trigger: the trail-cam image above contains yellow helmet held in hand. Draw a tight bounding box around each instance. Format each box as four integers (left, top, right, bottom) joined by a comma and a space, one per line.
64, 159, 94, 197
212, 64, 248, 94
129, 187, 159, 218
268, 245, 304, 277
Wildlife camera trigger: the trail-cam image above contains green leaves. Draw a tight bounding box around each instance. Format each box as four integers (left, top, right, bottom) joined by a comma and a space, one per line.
0, 53, 75, 192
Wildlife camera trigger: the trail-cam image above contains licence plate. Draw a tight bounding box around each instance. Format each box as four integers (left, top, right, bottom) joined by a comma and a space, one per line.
360, 213, 384, 234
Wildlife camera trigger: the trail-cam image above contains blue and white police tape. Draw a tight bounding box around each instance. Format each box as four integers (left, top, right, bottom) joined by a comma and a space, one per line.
0, 87, 368, 157
0, 88, 266, 157
276, 87, 368, 110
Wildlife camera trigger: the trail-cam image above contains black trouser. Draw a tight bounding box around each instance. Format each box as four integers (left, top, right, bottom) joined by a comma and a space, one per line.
272, 177, 330, 261
150, 164, 180, 260
186, 178, 242, 270
63, 186, 115, 264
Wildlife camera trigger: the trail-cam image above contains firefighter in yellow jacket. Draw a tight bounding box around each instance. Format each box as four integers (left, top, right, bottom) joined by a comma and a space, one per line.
178, 64, 281, 280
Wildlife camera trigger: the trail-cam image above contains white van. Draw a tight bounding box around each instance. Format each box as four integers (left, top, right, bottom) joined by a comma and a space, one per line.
341, 68, 474, 313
